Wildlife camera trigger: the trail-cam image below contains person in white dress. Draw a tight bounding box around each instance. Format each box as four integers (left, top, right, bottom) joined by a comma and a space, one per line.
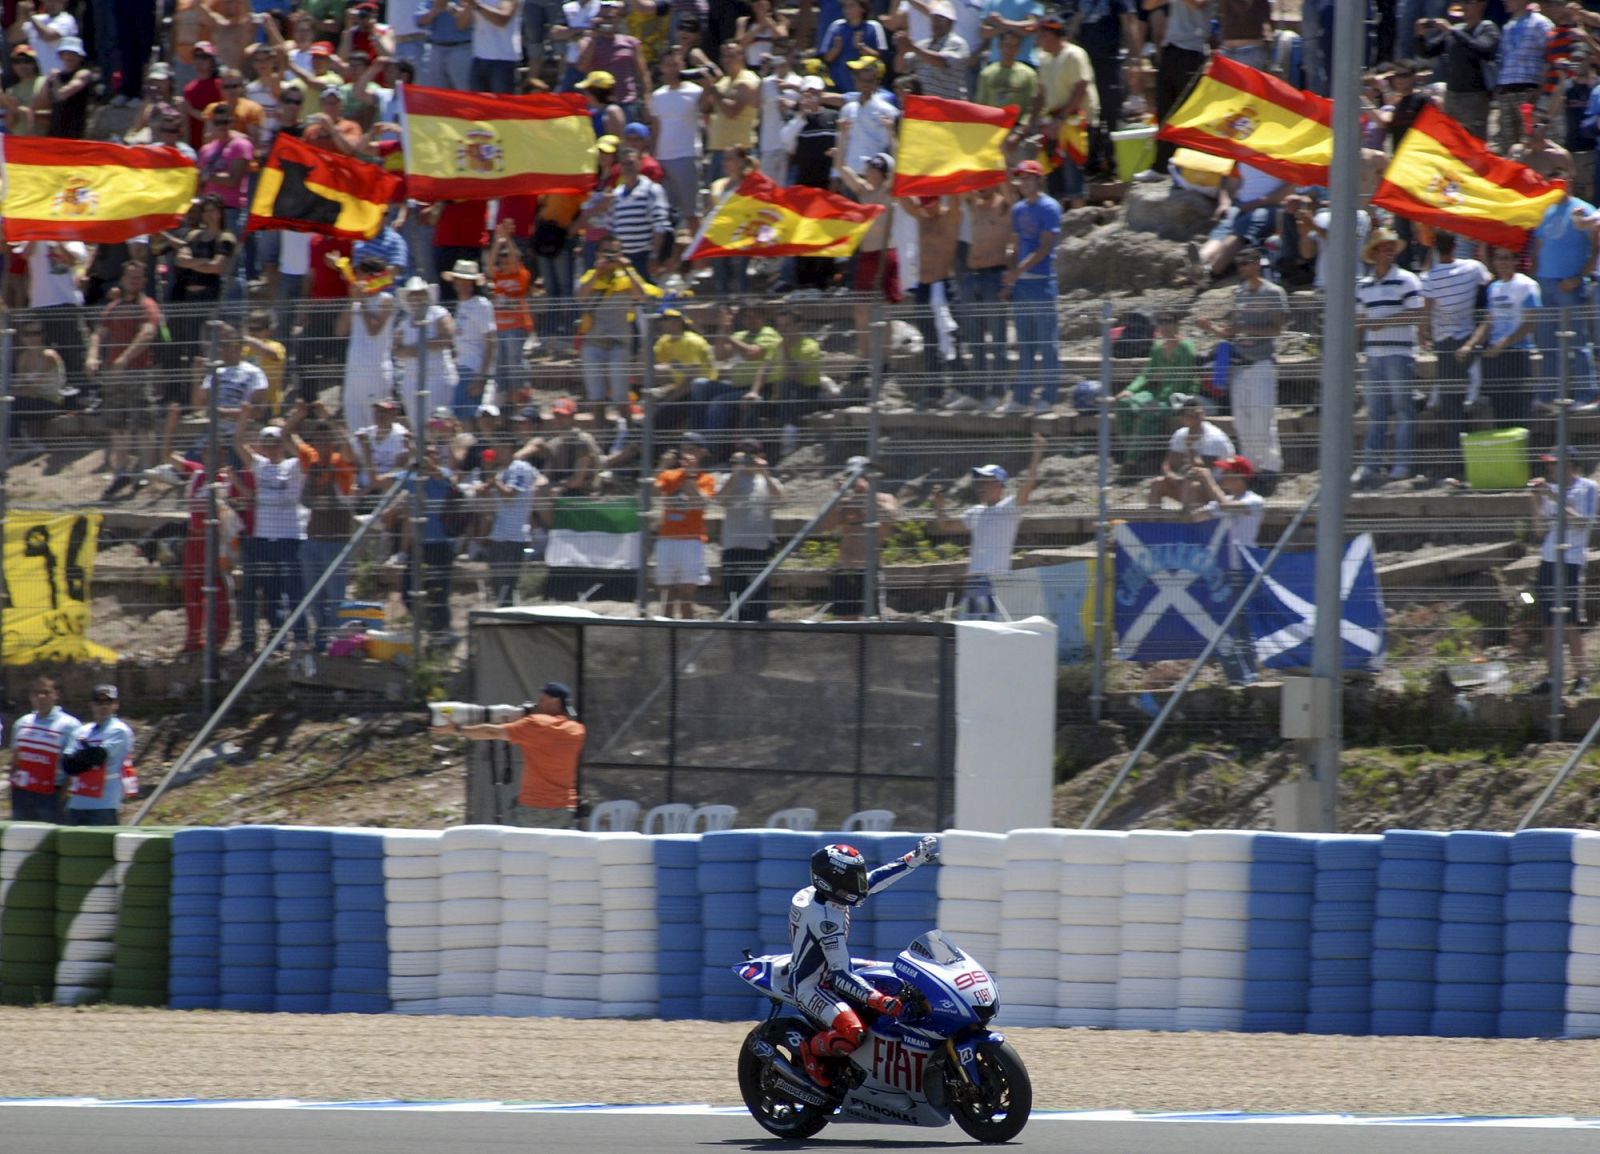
442, 258, 497, 419
337, 259, 397, 432
392, 276, 457, 431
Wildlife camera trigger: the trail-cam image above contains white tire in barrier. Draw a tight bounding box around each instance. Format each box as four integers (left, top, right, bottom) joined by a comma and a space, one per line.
113, 831, 166, 862
547, 901, 603, 929
386, 878, 442, 903
939, 831, 1007, 869
538, 830, 596, 856
1000, 890, 1061, 921
1059, 831, 1128, 865
1125, 830, 1193, 864
1575, 865, 1600, 898
1573, 924, 1600, 954
439, 924, 499, 950
541, 998, 601, 1019
595, 835, 653, 867
492, 993, 544, 1017
1179, 947, 1248, 980
1180, 917, 1251, 951
952, 932, 998, 959
1055, 1007, 1116, 1028
440, 898, 501, 926
1183, 890, 1251, 921
1002, 977, 1058, 1006
998, 1004, 1058, 1028
435, 996, 497, 1016
65, 887, 119, 915
600, 952, 658, 976
937, 866, 1002, 901
498, 849, 549, 876
1056, 981, 1117, 1009
498, 945, 545, 971
61, 914, 119, 939
600, 930, 658, 954
496, 970, 543, 998
438, 972, 494, 998
439, 947, 497, 973
440, 849, 500, 875
543, 971, 602, 997
1004, 860, 1062, 892
1176, 976, 1246, 1010
53, 986, 105, 1007
1123, 862, 1187, 896
383, 831, 444, 856
55, 960, 113, 985
1174, 1007, 1246, 1031
499, 828, 559, 852
2, 823, 55, 850
440, 871, 500, 901
61, 939, 116, 963
1565, 1011, 1600, 1036
500, 921, 548, 948
599, 863, 655, 890
995, 949, 1060, 980
1116, 1008, 1180, 1030
1005, 829, 1069, 861
501, 898, 548, 924
383, 857, 441, 880
1120, 893, 1184, 924
388, 975, 440, 999
598, 973, 659, 1002
1567, 953, 1600, 985
548, 927, 604, 953
1060, 864, 1122, 898
1574, 833, 1600, 868
1119, 950, 1182, 980
1117, 977, 1179, 1008
1185, 831, 1257, 862
939, 899, 1002, 934
387, 902, 442, 929
442, 826, 507, 851
548, 857, 602, 883
1187, 861, 1252, 892
1057, 953, 1119, 984
1058, 924, 1121, 955
602, 908, 659, 933
0, 850, 39, 878
1059, 895, 1122, 926
1566, 986, 1600, 1014
600, 886, 658, 913
600, 1001, 660, 1018
1120, 923, 1182, 952
500, 874, 549, 901
548, 880, 602, 906
1572, 895, 1600, 928
999, 917, 1059, 947
388, 926, 441, 953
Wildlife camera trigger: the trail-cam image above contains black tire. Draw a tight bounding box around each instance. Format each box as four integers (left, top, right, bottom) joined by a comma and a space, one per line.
947, 1040, 1032, 1144
737, 1025, 832, 1141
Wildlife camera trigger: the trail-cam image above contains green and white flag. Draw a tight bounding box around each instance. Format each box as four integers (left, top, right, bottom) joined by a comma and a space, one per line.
546, 497, 642, 570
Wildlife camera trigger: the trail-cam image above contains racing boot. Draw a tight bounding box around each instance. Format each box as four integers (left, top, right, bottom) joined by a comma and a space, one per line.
800, 1009, 863, 1088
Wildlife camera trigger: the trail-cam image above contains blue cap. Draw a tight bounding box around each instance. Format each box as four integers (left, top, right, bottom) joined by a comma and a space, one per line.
542, 681, 572, 702
971, 464, 1008, 482
623, 121, 650, 139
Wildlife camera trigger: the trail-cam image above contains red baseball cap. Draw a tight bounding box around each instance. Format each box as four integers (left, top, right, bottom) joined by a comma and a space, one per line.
551, 397, 578, 415
1216, 456, 1255, 477
1014, 160, 1045, 176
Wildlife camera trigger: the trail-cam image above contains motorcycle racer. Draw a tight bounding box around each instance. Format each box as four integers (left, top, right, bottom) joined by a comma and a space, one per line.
788, 837, 939, 1087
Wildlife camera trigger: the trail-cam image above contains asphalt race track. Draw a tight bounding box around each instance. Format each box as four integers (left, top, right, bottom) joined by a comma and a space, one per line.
6, 1103, 1600, 1154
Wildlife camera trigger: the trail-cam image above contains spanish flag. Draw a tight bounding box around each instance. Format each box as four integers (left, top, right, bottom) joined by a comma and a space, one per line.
248, 133, 401, 240
688, 173, 883, 259
1157, 54, 1332, 186
400, 84, 596, 200
1372, 105, 1566, 250
1, 137, 196, 243
894, 95, 1018, 197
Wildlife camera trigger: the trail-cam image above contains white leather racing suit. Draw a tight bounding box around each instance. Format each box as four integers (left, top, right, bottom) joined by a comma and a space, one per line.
787, 855, 915, 1025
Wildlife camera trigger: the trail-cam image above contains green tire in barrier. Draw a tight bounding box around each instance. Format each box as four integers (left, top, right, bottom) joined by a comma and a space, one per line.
1, 853, 55, 881
111, 970, 168, 993
54, 828, 118, 858
2, 880, 56, 910
59, 857, 118, 887
116, 904, 170, 929
118, 886, 170, 909
54, 884, 119, 914
113, 947, 168, 971
1, 983, 48, 1005
5, 961, 57, 985
107, 988, 167, 1007
113, 925, 169, 950
0, 935, 59, 963
118, 863, 171, 887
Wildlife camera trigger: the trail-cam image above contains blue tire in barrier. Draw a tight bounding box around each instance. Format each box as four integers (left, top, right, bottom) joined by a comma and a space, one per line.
1308, 986, 1372, 1015
660, 973, 702, 998
272, 828, 333, 850
1431, 1010, 1497, 1036
1310, 931, 1373, 959
1245, 979, 1310, 1012
335, 942, 389, 970
331, 967, 388, 993
276, 920, 331, 947
703, 930, 758, 960
1314, 870, 1379, 902
1247, 917, 1313, 949
1370, 1010, 1432, 1036
1508, 862, 1575, 892
218, 943, 274, 967
1372, 918, 1439, 952
222, 850, 273, 874
221, 874, 274, 898
173, 851, 226, 876
755, 860, 796, 888
1253, 834, 1318, 864
702, 893, 758, 930
657, 868, 700, 898
218, 965, 276, 994
273, 872, 335, 899
1503, 952, 1568, 984
1377, 860, 1446, 891
220, 921, 275, 946
1437, 922, 1504, 954
1305, 1012, 1370, 1035
757, 888, 795, 917
1435, 951, 1502, 984
697, 832, 764, 862
276, 897, 335, 922
658, 895, 701, 923
699, 994, 759, 1021
1442, 864, 1508, 895
334, 886, 387, 913
697, 862, 756, 894
757, 916, 791, 949
275, 968, 332, 996
1370, 980, 1433, 1008
171, 876, 224, 897
331, 911, 386, 943
218, 896, 276, 923
1245, 949, 1310, 981
1311, 902, 1376, 932
1445, 832, 1512, 864
171, 916, 221, 938
1370, 948, 1436, 982
1508, 830, 1575, 863
329, 832, 385, 859
1315, 840, 1381, 870
1439, 893, 1504, 922
277, 945, 336, 970
1309, 959, 1369, 986
169, 935, 221, 959
270, 849, 333, 873
1243, 1011, 1307, 1032
332, 859, 384, 886
218, 993, 276, 1012
168, 975, 222, 997
1249, 862, 1315, 893
658, 997, 701, 1019
274, 994, 330, 1013
659, 950, 703, 977
1381, 831, 1449, 860
658, 925, 703, 954
1434, 982, 1504, 1012
1248, 892, 1314, 921
1500, 920, 1570, 951
170, 955, 222, 977
654, 839, 700, 869
174, 828, 227, 853
1376, 889, 1443, 919
1498, 1009, 1566, 1037
328, 994, 390, 1014
1500, 982, 1567, 1012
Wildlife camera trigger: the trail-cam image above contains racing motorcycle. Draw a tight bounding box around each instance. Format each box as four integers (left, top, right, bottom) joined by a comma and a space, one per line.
732, 930, 1031, 1143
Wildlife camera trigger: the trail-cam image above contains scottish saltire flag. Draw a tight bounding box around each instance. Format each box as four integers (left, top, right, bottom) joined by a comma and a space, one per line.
1112, 521, 1236, 662
1241, 534, 1386, 672
987, 560, 1111, 661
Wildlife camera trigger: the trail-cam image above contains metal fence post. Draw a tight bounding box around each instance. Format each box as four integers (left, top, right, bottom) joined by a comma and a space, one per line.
410, 308, 430, 679
865, 302, 885, 619
1092, 301, 1112, 724
202, 322, 222, 718
1551, 310, 1572, 741
0, 329, 12, 628
638, 312, 656, 617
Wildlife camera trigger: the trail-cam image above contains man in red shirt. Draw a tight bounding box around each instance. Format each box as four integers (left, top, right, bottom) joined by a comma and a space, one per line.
180, 40, 222, 149
438, 682, 586, 828
87, 259, 162, 500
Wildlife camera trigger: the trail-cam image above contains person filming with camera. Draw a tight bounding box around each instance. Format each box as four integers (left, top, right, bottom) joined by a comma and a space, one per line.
434, 682, 585, 828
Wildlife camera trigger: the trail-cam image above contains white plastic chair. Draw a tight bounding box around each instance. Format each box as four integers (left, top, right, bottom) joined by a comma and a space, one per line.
689, 804, 739, 832
766, 807, 818, 831
642, 803, 694, 834
841, 808, 895, 832
586, 799, 641, 832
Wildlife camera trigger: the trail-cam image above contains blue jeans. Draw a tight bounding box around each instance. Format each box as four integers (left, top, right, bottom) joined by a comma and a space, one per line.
691, 378, 747, 433
711, 257, 749, 298
958, 261, 1007, 383
581, 341, 630, 405
1010, 281, 1059, 406
394, 40, 427, 67
452, 369, 486, 419
471, 58, 518, 94
425, 42, 474, 90
1535, 278, 1598, 403
538, 241, 576, 336
1362, 355, 1416, 474
241, 537, 310, 650
300, 537, 348, 648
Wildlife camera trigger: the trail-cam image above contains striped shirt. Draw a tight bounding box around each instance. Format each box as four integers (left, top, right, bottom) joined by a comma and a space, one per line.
911, 31, 971, 100
1421, 258, 1490, 342
1497, 10, 1553, 88
250, 450, 309, 540
1357, 267, 1424, 356
608, 175, 670, 255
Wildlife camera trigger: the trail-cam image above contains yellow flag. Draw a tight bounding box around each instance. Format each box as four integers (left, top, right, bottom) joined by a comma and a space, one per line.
2, 512, 117, 665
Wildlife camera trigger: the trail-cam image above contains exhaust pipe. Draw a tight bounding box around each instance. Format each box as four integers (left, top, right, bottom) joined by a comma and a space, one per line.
747, 1037, 836, 1109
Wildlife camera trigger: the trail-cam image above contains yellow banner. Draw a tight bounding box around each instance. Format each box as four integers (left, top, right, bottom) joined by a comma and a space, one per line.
2, 512, 117, 665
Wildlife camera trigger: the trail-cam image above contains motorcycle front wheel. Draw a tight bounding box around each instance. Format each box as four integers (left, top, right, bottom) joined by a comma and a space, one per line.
737, 1026, 832, 1140
948, 1040, 1032, 1144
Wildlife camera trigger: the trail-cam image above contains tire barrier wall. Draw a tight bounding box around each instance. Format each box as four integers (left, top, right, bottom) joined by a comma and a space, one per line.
6, 819, 1600, 1036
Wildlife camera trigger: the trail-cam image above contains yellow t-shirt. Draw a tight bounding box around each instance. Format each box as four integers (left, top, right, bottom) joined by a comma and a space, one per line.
245, 337, 288, 416
707, 70, 761, 152
1037, 41, 1099, 122
654, 330, 715, 386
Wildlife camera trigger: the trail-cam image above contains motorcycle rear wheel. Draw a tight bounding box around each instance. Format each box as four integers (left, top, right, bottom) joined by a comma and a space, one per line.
737, 1026, 832, 1140
948, 1040, 1032, 1144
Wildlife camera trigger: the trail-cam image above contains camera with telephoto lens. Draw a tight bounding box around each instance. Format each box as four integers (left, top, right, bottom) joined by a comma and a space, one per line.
428, 702, 530, 727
